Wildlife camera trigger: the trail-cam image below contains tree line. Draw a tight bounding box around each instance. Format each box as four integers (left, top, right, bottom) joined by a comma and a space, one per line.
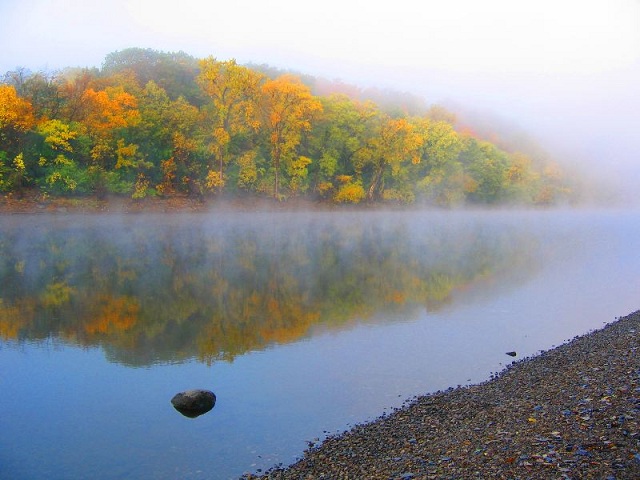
0, 48, 572, 205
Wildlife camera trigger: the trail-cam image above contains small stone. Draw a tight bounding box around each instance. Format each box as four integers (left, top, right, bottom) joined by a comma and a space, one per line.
171, 389, 216, 418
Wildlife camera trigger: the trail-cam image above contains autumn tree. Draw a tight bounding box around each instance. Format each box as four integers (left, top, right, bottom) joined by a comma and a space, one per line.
260, 74, 322, 198
197, 57, 263, 192
353, 115, 422, 201
78, 85, 141, 195
0, 49, 575, 206
0, 85, 35, 192
0, 84, 35, 141
412, 118, 468, 205
3, 68, 63, 120
57, 68, 100, 122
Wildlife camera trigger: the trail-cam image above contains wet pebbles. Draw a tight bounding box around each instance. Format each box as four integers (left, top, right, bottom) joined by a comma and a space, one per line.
246, 311, 640, 479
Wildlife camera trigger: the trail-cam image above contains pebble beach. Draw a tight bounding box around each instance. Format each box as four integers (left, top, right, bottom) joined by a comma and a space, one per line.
247, 311, 640, 479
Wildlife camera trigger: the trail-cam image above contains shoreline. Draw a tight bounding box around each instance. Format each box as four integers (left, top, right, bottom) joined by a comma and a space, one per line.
247, 311, 640, 479
0, 192, 578, 215
0, 192, 330, 214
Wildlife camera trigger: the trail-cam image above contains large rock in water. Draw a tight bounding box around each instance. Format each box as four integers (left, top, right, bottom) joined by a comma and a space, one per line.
171, 389, 216, 418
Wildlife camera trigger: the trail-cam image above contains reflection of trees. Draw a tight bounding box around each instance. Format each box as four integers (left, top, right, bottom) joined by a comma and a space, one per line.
0, 214, 539, 366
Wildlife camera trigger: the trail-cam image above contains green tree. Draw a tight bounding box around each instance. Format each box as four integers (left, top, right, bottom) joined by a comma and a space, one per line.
308, 94, 377, 198
102, 48, 203, 105
412, 118, 466, 205
459, 138, 510, 203
35, 119, 92, 194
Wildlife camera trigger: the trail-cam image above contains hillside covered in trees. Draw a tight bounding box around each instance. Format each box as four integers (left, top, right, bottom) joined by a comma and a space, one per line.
0, 48, 572, 205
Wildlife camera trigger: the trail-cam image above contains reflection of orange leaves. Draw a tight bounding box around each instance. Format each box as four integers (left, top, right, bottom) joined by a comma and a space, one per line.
85, 296, 139, 335
0, 321, 20, 340
266, 297, 280, 316
0, 299, 35, 340
385, 290, 406, 304
242, 290, 261, 317
259, 307, 321, 344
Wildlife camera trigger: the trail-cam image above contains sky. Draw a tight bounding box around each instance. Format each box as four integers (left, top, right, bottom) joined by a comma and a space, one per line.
1, 0, 640, 197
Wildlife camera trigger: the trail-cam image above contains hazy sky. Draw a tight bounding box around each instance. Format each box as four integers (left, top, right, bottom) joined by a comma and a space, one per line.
1, 0, 639, 194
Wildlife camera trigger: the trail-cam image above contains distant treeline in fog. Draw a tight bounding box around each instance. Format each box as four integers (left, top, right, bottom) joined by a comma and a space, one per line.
1, 48, 573, 205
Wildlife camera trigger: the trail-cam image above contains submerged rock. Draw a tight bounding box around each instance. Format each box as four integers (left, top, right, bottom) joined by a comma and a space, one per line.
171, 389, 216, 418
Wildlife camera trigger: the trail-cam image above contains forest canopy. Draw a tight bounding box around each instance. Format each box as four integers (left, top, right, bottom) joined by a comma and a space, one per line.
0, 48, 573, 205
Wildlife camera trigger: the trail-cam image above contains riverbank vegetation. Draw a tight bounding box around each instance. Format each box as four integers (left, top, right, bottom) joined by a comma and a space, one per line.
1, 48, 572, 206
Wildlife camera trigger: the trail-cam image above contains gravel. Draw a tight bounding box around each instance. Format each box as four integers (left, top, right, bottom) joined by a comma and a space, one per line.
245, 310, 640, 479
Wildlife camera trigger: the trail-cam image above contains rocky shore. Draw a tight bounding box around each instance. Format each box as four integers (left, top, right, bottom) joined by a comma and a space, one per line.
247, 311, 640, 479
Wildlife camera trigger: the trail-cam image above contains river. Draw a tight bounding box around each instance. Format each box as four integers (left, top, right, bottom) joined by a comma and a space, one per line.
1, 208, 639, 479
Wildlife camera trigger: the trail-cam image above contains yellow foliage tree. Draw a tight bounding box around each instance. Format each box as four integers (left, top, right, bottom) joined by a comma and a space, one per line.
197, 57, 264, 190
354, 116, 422, 201
260, 74, 323, 198
334, 181, 366, 203
38, 119, 77, 153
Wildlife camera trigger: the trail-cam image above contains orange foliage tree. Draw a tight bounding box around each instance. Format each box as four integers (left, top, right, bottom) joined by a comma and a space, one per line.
260, 74, 323, 198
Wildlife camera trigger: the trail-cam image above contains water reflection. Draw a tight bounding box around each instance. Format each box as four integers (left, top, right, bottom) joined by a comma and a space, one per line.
0, 211, 541, 366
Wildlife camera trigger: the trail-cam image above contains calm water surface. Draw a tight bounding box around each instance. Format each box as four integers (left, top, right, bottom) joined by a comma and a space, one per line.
1, 209, 639, 479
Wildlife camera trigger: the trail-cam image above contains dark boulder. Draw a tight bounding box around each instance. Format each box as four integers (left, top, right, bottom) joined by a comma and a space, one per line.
171, 389, 216, 418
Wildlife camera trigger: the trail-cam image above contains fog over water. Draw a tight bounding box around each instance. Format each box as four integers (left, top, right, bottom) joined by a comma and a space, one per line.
1, 209, 640, 478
